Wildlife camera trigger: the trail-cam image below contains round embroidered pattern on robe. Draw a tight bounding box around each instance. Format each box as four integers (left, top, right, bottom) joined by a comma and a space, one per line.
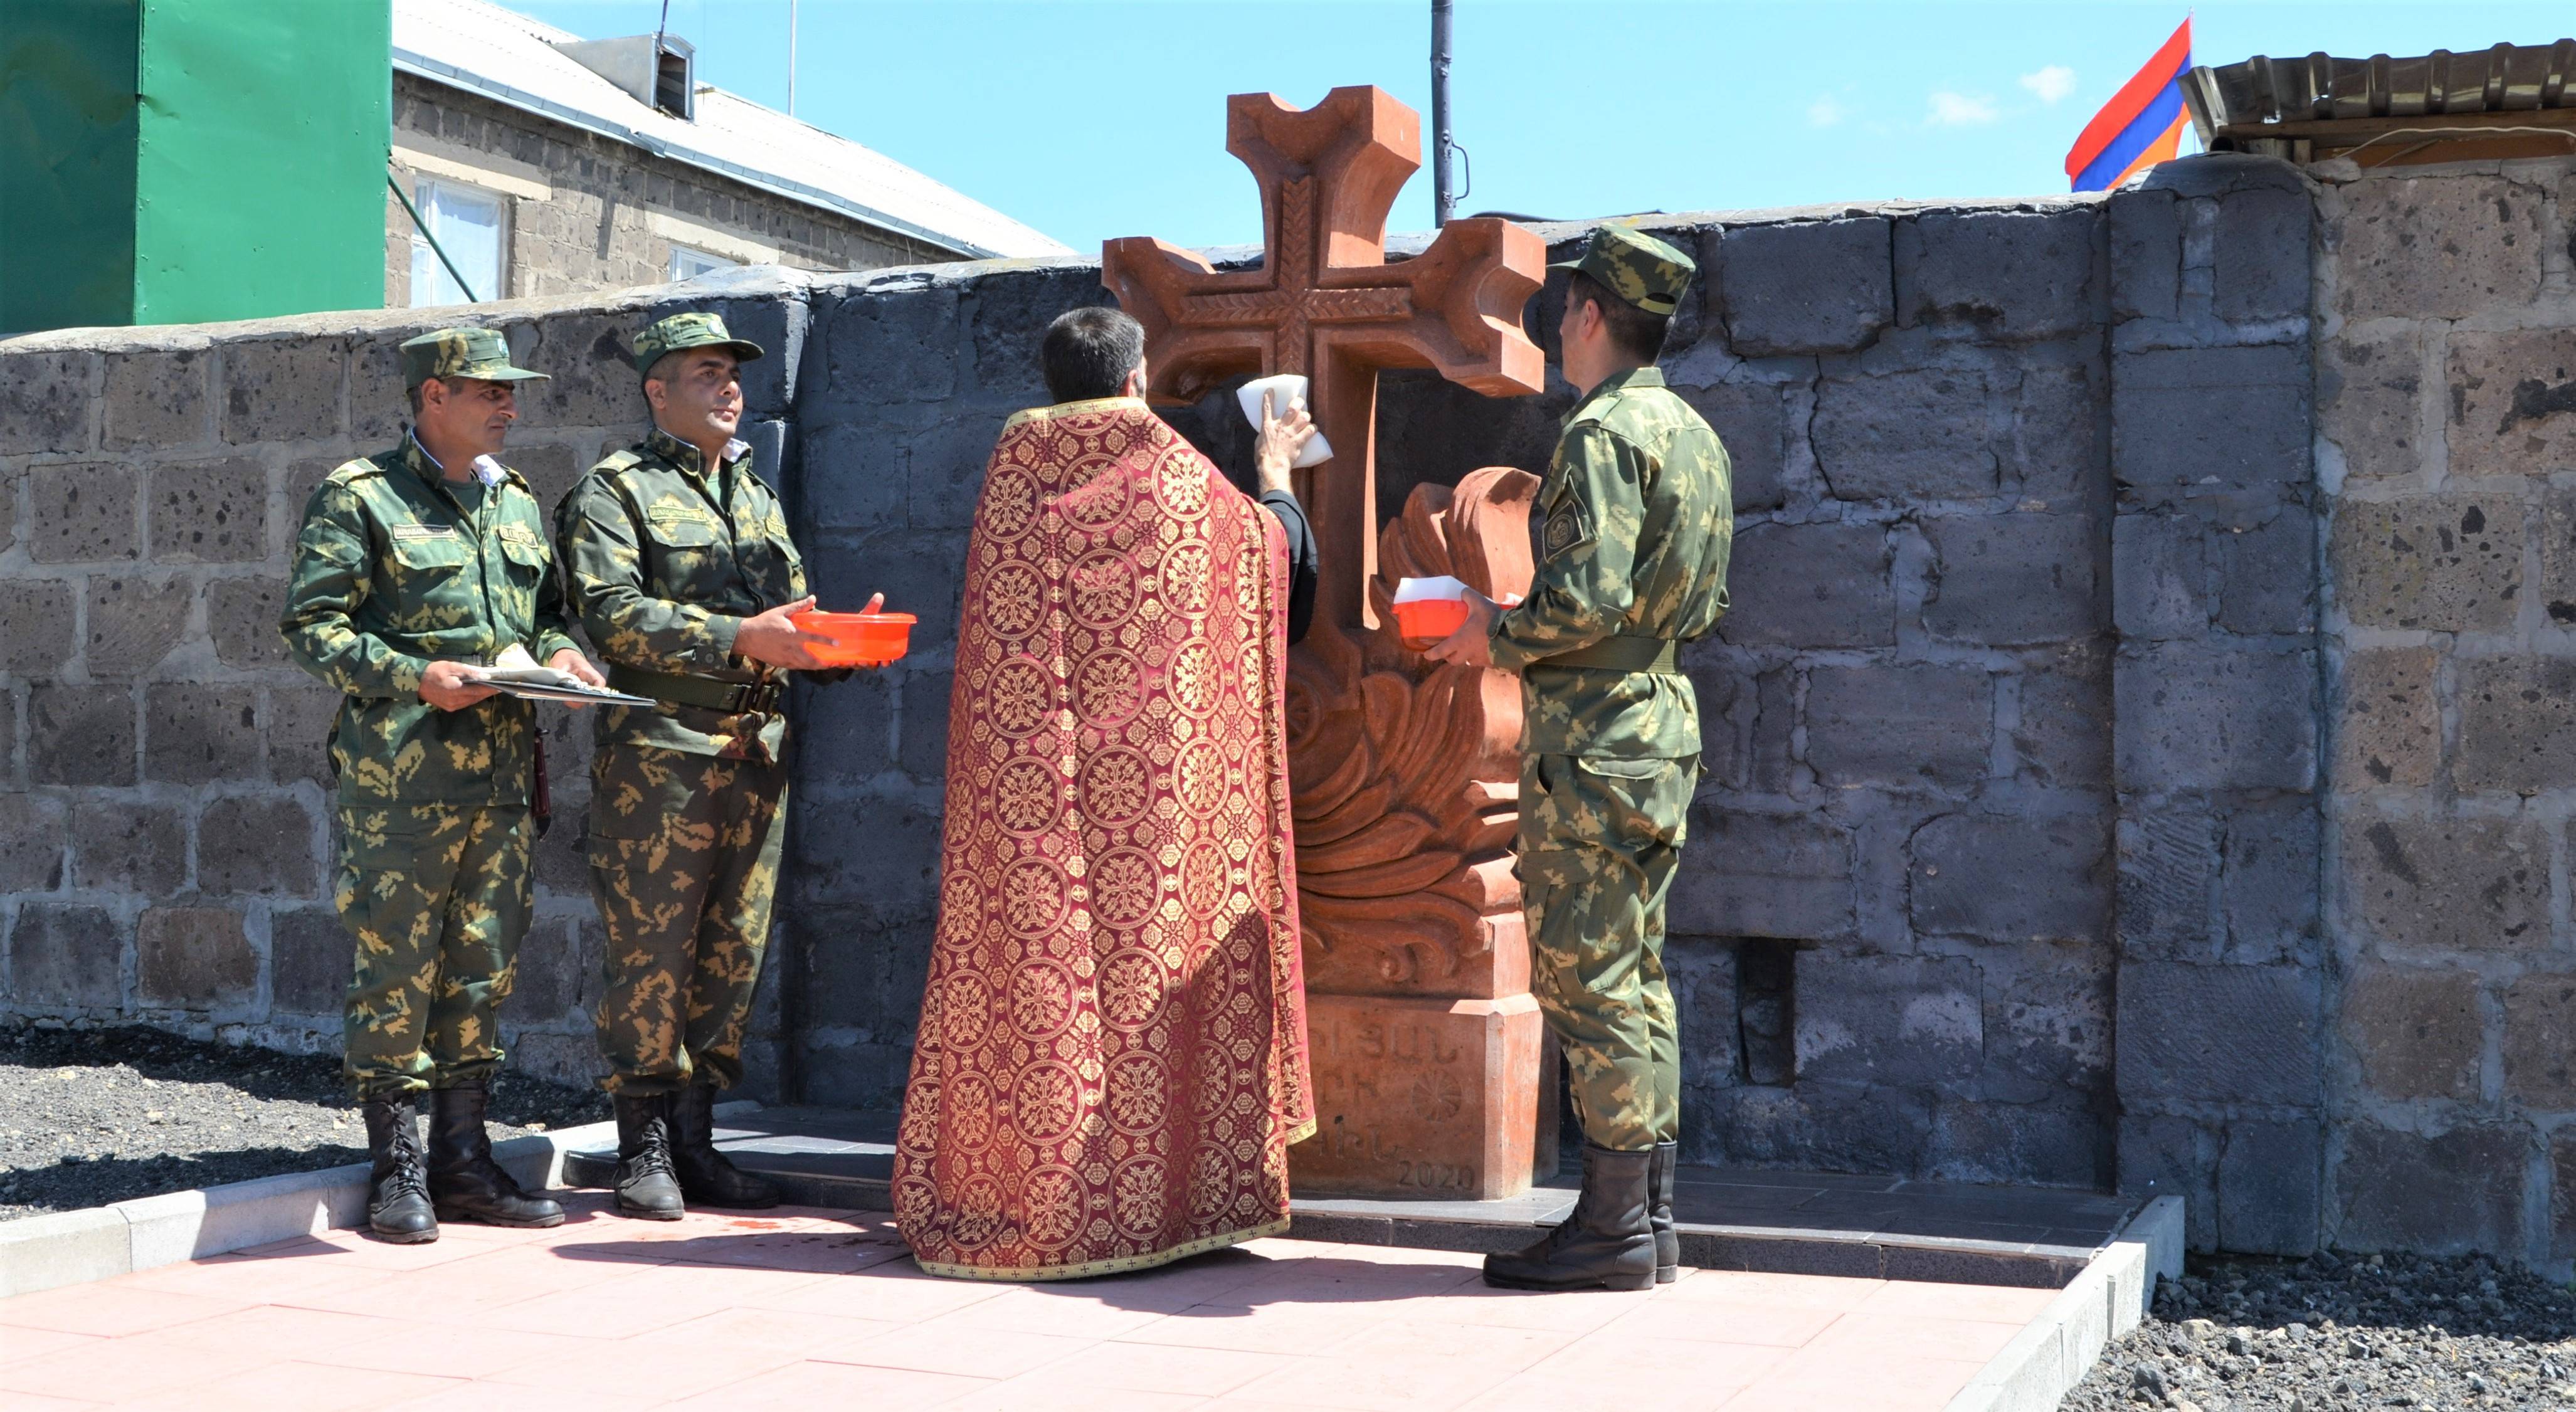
1077, 747, 1152, 825
1073, 649, 1143, 725
1159, 541, 1214, 616
1069, 551, 1140, 627
1008, 959, 1078, 1038
950, 1174, 1008, 1250
1062, 459, 1132, 527
983, 563, 1045, 640
993, 758, 1062, 836
1186, 1144, 1237, 1221
896, 1076, 940, 1156
1096, 949, 1167, 1030
1155, 455, 1210, 518
1011, 1061, 1084, 1144
987, 658, 1053, 737
1111, 1154, 1169, 1238
1104, 1051, 1171, 1135
1021, 1166, 1086, 1251
1168, 641, 1218, 712
1090, 848, 1161, 931
982, 466, 1038, 540
944, 1071, 997, 1152
1174, 739, 1227, 818
939, 974, 991, 1050
1001, 858, 1069, 937
1180, 841, 1229, 919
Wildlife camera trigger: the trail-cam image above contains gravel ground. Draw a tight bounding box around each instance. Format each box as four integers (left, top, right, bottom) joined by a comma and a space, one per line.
0, 1024, 608, 1223
2060, 1248, 2576, 1410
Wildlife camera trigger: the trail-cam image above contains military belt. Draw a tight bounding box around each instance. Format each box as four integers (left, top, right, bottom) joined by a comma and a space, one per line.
1537, 635, 1681, 674
607, 664, 782, 715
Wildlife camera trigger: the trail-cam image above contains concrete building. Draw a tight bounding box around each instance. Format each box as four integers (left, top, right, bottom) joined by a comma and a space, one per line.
385, 0, 1070, 307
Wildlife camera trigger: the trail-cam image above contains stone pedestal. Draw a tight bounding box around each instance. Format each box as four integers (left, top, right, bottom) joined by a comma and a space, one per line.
1296, 991, 1548, 1200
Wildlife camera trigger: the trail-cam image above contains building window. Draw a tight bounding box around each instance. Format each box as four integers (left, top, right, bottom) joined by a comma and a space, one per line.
407, 179, 505, 307
670, 246, 735, 282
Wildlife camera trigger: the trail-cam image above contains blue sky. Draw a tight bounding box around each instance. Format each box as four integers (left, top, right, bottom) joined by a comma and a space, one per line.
510, 1, 2573, 252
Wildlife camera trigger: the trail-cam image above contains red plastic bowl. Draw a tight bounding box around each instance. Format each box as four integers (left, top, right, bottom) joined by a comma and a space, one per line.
793, 609, 916, 666
1391, 597, 1469, 650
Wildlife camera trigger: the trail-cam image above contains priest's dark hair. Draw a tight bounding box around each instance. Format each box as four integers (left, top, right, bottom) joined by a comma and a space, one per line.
1566, 271, 1670, 363
1042, 306, 1148, 403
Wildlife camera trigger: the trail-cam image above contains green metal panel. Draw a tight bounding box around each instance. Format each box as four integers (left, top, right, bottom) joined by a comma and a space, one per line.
0, 0, 142, 335
131, 0, 391, 324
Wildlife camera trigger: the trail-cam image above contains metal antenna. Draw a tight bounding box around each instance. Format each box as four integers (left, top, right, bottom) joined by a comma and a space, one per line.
788, 0, 799, 116
1430, 0, 1455, 226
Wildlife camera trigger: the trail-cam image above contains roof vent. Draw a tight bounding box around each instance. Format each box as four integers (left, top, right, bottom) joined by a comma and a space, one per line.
552, 33, 695, 119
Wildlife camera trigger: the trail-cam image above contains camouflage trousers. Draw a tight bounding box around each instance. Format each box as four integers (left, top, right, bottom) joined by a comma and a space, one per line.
1517, 752, 1697, 1153
588, 742, 788, 1095
334, 804, 534, 1100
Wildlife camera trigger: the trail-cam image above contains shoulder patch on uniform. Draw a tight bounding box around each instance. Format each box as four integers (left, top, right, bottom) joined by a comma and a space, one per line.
325, 453, 393, 487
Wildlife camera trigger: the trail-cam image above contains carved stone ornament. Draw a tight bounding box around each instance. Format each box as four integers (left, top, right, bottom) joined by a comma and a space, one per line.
1102, 87, 1553, 1198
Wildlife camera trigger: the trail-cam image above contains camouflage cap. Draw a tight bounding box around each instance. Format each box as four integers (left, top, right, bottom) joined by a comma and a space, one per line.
632, 312, 765, 378
1549, 225, 1697, 317
398, 327, 550, 389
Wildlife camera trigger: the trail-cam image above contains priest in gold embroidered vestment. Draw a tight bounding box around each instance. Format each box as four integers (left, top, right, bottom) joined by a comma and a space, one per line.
895, 308, 1317, 1280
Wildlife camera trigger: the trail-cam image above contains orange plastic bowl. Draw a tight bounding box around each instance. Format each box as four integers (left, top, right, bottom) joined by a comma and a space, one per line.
793, 609, 916, 667
1390, 596, 1469, 651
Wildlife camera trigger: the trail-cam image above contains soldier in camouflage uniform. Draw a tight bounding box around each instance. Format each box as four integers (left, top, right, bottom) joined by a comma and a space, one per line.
1428, 226, 1733, 1292
281, 327, 605, 1242
555, 312, 872, 1218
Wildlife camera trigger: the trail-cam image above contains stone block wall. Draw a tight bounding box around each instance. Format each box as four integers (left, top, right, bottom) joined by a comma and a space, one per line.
2315, 151, 2576, 1270
12, 152, 2576, 1272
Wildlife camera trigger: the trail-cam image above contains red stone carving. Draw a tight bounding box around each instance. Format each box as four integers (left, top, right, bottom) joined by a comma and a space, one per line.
1102, 87, 1552, 1199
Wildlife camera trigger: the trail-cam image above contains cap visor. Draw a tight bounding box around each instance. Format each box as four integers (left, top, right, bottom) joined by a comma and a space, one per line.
1547, 257, 1583, 271
490, 367, 552, 382
719, 339, 765, 364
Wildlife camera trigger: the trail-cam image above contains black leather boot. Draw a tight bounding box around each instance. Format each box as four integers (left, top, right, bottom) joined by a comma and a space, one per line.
669, 1082, 781, 1209
426, 1082, 565, 1228
613, 1092, 686, 1220
359, 1097, 438, 1244
1649, 1140, 1679, 1283
1482, 1144, 1656, 1292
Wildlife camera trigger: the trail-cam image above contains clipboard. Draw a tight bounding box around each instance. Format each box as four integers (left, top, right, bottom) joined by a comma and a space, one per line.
467, 666, 657, 709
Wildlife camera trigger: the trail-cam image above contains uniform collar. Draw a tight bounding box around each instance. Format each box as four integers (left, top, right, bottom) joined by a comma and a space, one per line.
403, 430, 509, 487
647, 423, 751, 477
1565, 366, 1665, 424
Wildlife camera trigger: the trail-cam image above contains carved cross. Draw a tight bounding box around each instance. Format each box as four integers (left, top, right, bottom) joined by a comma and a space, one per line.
1102, 86, 1545, 630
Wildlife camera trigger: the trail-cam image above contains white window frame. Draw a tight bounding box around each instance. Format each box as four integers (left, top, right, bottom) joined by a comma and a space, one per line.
669, 245, 736, 282
406, 177, 508, 308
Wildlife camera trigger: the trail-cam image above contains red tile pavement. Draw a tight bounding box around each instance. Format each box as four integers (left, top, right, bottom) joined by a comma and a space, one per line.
0, 1192, 2061, 1409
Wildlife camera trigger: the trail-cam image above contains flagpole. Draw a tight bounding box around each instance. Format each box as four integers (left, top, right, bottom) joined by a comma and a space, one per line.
788, 0, 799, 117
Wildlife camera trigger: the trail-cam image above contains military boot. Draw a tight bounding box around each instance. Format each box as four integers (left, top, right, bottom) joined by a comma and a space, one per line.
1649, 1140, 1679, 1283
426, 1082, 565, 1228
613, 1093, 686, 1220
1482, 1144, 1655, 1292
668, 1082, 781, 1209
359, 1097, 438, 1244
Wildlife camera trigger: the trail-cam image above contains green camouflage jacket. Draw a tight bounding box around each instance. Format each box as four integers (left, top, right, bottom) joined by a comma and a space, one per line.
555, 426, 807, 759
1490, 367, 1733, 759
280, 439, 579, 806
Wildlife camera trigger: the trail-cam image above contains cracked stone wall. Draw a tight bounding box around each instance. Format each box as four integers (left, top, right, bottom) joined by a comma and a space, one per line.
8, 152, 2570, 1271
2315, 149, 2576, 1273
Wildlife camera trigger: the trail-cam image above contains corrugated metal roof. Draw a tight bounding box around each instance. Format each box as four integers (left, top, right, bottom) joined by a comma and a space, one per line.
391, 0, 1072, 261
2185, 40, 2576, 140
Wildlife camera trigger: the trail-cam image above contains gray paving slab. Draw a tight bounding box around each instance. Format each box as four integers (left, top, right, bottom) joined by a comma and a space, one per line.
557, 1107, 2147, 1288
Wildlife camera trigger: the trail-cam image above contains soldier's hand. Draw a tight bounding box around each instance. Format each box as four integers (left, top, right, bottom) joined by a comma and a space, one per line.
734, 596, 837, 671
1423, 588, 1499, 668
1254, 389, 1317, 495
420, 659, 499, 711
547, 648, 607, 708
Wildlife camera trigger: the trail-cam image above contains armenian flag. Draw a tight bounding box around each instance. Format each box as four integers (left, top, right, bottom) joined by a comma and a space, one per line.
2066, 18, 2194, 192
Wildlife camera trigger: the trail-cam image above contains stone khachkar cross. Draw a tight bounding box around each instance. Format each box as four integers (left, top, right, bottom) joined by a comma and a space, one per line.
1103, 87, 1553, 1198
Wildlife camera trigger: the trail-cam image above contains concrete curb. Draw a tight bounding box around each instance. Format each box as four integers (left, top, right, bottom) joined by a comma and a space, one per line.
1943, 1194, 2185, 1412
0, 1102, 759, 1300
